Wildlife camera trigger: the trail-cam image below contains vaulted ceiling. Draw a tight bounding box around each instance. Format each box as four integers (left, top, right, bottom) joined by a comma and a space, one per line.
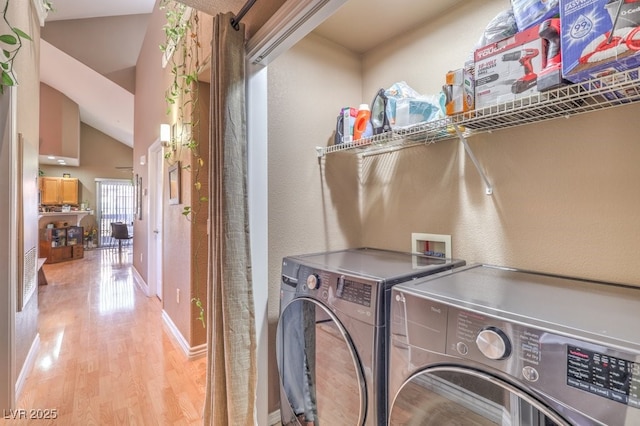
39, 0, 460, 150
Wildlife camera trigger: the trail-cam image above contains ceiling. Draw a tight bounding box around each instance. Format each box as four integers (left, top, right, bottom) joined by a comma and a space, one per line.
314, 0, 466, 54
39, 0, 459, 157
40, 0, 154, 164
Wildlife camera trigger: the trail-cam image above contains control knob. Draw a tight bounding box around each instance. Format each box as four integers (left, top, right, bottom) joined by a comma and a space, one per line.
476, 327, 511, 360
306, 273, 320, 290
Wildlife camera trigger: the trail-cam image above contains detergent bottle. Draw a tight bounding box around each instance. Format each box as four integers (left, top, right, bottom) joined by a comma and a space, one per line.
353, 103, 371, 140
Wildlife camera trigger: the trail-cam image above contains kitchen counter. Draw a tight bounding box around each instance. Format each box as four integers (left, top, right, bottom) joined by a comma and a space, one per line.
39, 211, 92, 227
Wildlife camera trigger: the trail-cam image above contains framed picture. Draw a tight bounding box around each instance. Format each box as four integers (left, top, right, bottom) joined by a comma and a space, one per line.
168, 162, 180, 205
134, 174, 142, 220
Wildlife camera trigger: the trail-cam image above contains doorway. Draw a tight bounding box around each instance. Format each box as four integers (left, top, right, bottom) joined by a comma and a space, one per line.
147, 140, 164, 300
95, 179, 135, 248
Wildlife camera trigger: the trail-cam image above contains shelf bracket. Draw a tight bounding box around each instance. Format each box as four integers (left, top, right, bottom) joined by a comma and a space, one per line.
453, 124, 493, 195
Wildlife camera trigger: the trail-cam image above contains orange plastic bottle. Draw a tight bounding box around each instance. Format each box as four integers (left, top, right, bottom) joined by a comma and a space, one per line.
353, 103, 371, 141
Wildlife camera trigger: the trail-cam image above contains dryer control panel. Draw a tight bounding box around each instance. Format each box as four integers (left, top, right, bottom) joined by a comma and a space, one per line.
296, 265, 379, 326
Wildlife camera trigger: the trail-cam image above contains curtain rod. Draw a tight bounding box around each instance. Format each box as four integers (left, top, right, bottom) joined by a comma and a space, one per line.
230, 0, 257, 31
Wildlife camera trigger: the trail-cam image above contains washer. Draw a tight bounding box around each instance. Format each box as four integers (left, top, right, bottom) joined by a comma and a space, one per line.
277, 247, 465, 425
388, 264, 640, 425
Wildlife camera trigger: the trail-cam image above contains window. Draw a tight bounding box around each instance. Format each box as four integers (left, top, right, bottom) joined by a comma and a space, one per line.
95, 179, 134, 247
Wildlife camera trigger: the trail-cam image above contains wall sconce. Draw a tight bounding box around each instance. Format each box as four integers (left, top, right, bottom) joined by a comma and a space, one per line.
160, 123, 171, 146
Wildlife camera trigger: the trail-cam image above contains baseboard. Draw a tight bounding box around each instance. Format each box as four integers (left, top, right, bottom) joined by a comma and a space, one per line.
15, 333, 40, 400
131, 266, 149, 297
161, 310, 207, 359
268, 410, 281, 426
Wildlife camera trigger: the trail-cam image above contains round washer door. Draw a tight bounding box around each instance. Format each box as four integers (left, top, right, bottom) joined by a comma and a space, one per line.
277, 297, 366, 425
389, 366, 572, 426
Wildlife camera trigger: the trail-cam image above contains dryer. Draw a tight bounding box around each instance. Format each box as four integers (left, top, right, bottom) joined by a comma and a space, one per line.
277, 247, 465, 425
388, 264, 640, 425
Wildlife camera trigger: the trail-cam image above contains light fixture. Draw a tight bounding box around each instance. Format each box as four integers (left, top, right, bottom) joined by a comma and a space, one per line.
160, 123, 171, 146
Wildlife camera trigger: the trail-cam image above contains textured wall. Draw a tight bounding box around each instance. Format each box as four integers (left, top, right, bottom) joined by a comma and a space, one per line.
1, 0, 43, 410
358, 0, 640, 285
135, 4, 211, 348
266, 0, 640, 415
267, 32, 363, 413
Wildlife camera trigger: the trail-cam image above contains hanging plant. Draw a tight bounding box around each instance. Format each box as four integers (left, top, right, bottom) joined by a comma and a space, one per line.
159, 0, 210, 328
0, 0, 33, 93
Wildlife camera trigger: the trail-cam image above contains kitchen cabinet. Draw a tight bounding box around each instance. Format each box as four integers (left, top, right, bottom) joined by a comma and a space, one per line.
39, 226, 84, 264
39, 177, 79, 205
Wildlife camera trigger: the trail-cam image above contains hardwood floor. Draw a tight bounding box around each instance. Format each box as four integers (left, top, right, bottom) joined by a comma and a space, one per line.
10, 248, 206, 425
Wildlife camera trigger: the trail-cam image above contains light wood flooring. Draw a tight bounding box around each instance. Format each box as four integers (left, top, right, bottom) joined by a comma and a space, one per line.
9, 248, 206, 425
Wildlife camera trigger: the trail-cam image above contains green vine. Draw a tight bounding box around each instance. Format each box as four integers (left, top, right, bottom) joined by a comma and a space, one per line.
159, 0, 210, 328
0, 0, 33, 93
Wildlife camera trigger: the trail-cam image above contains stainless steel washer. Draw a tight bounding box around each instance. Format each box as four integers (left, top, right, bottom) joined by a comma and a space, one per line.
388, 264, 640, 425
277, 247, 465, 425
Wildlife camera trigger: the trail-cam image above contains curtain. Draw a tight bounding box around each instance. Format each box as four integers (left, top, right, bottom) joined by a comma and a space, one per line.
204, 12, 257, 426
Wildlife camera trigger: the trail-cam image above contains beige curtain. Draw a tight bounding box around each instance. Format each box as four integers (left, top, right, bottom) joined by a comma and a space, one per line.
204, 12, 257, 426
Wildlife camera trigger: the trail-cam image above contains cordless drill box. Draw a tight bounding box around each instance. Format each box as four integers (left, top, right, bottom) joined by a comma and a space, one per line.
474, 25, 546, 109
560, 0, 640, 85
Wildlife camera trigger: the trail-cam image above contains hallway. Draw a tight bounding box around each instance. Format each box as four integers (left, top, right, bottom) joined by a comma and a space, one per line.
11, 248, 206, 425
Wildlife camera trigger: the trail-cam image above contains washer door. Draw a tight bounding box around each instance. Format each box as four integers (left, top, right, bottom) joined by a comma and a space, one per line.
277, 297, 366, 425
389, 367, 572, 426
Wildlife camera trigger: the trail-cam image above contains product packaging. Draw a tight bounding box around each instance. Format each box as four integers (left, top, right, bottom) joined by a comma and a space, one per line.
560, 0, 640, 85
443, 66, 475, 115
384, 81, 445, 128
511, 0, 560, 31
474, 25, 546, 109
335, 107, 357, 144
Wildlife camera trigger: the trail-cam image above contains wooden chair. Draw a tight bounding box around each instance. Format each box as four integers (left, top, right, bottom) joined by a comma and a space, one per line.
110, 222, 132, 255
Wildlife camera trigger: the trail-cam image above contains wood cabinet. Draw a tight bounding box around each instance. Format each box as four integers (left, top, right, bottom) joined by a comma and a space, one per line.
39, 177, 79, 205
39, 226, 84, 264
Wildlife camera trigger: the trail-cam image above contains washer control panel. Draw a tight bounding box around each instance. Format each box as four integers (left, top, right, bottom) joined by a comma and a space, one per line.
448, 309, 541, 366
443, 305, 640, 419
567, 345, 640, 409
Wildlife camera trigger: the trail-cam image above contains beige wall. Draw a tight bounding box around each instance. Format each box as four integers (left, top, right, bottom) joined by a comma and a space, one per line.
268, 33, 363, 316
133, 1, 167, 291
135, 3, 211, 348
40, 122, 134, 209
357, 0, 640, 285
267, 33, 363, 410
39, 83, 80, 160
266, 0, 640, 413
1, 0, 43, 410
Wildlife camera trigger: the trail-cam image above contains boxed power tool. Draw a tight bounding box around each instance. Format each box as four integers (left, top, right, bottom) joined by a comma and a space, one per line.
560, 0, 640, 83
474, 25, 546, 109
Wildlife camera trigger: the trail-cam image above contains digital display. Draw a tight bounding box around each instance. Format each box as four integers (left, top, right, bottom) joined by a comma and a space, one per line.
336, 279, 371, 307
567, 345, 640, 408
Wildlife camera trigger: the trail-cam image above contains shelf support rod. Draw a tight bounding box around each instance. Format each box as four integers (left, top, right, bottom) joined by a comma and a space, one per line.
453, 124, 493, 195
